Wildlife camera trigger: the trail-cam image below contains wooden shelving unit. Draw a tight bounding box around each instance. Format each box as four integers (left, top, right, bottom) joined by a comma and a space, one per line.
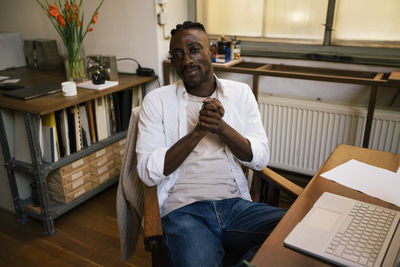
0, 67, 155, 234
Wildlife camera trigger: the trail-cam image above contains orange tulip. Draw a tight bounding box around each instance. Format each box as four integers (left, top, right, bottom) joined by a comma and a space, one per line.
48, 5, 60, 17
57, 15, 66, 26
92, 12, 98, 24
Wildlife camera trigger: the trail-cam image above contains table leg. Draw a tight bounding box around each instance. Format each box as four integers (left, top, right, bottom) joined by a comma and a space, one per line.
362, 86, 377, 148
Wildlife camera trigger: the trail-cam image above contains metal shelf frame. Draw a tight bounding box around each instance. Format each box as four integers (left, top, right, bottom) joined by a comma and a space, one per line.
0, 70, 155, 235
0, 109, 128, 235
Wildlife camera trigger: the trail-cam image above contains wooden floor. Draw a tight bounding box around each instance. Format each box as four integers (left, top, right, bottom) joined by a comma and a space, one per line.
0, 184, 152, 267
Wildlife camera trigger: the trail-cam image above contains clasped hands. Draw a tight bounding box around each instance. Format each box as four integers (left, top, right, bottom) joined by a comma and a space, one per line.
196, 97, 225, 135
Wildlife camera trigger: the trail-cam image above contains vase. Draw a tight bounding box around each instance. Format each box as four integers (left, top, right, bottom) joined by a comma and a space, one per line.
64, 57, 87, 82
63, 44, 87, 82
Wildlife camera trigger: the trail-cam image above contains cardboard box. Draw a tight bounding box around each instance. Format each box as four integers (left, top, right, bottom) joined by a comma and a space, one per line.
89, 146, 114, 161
113, 142, 126, 160
49, 182, 92, 204
114, 137, 127, 148
48, 172, 92, 195
90, 160, 114, 177
92, 169, 116, 188
89, 151, 114, 171
59, 156, 90, 176
48, 165, 90, 185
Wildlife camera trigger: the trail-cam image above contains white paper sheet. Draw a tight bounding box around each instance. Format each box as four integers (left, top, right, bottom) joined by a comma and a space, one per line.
77, 80, 118, 90
320, 159, 400, 207
0, 76, 10, 80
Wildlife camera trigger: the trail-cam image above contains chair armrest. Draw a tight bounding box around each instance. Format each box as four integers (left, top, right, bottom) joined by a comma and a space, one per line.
143, 185, 166, 267
258, 167, 303, 199
143, 185, 163, 249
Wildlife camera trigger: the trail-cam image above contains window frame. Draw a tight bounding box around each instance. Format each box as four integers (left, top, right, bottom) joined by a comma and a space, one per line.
188, 0, 400, 67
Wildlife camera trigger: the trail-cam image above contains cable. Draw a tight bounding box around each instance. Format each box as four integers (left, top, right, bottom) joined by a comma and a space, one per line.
156, 76, 163, 87
117, 57, 162, 87
116, 57, 156, 77
116, 57, 143, 68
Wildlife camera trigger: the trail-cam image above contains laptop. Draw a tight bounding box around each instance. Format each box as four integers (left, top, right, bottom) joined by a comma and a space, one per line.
284, 192, 400, 267
4, 82, 61, 100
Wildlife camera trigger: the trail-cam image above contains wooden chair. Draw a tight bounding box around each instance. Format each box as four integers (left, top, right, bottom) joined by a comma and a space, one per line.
142, 167, 304, 267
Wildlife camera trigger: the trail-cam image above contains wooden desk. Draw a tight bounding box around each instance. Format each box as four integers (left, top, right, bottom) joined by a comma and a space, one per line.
0, 67, 155, 115
251, 144, 400, 266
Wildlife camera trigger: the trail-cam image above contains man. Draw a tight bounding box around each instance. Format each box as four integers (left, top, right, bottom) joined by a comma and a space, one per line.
136, 21, 285, 267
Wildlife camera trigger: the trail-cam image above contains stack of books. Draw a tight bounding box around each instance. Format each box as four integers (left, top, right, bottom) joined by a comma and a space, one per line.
15, 90, 135, 164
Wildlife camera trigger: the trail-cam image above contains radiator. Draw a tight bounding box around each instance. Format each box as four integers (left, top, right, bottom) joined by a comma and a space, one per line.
258, 95, 400, 176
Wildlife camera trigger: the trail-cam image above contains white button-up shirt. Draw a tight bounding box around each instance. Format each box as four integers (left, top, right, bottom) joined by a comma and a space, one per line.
136, 76, 270, 213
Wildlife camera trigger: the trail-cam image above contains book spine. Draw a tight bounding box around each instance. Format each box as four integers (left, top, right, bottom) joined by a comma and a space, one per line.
87, 101, 97, 143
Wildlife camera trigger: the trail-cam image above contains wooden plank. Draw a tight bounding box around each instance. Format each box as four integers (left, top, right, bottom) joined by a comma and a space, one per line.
256, 64, 272, 70
388, 70, 400, 81
164, 60, 398, 87
0, 68, 155, 115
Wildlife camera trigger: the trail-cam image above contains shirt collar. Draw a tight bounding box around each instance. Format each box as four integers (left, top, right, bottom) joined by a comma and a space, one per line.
176, 74, 226, 99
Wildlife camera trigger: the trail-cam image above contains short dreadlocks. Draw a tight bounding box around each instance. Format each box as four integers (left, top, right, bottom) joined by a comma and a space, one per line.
170, 21, 206, 36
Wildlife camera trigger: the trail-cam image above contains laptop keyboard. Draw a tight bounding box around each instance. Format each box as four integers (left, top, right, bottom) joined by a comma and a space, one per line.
325, 202, 396, 266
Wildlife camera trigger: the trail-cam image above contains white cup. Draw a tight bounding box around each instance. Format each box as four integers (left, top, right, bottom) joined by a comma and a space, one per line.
61, 81, 77, 96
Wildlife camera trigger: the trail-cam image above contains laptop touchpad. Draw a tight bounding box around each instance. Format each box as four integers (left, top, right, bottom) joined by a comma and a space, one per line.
305, 207, 341, 232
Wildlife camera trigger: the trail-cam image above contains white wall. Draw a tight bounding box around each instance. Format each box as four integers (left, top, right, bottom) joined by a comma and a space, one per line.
0, 0, 161, 79
0, 0, 189, 87
155, 0, 187, 82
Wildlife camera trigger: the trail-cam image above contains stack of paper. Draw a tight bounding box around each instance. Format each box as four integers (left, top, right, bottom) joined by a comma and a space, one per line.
321, 159, 400, 207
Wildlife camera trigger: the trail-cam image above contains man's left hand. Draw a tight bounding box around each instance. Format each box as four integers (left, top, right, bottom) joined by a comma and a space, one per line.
199, 98, 225, 134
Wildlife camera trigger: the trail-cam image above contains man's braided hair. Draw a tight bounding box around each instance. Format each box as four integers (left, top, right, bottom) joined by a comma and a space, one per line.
170, 21, 206, 36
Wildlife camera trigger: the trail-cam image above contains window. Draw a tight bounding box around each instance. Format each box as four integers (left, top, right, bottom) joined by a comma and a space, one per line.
332, 0, 400, 47
196, 0, 264, 37
197, 0, 328, 43
192, 0, 400, 66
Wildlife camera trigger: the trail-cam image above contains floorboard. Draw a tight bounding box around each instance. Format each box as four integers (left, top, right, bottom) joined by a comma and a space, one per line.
0, 184, 151, 267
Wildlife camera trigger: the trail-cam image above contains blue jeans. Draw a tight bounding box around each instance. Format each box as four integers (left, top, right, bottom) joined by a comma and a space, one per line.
161, 197, 286, 267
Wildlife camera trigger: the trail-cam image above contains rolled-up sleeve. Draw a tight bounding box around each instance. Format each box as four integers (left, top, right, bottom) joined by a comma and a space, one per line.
236, 84, 269, 171
136, 92, 169, 186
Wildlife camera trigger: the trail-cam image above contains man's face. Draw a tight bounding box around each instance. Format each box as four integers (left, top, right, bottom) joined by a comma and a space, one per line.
169, 29, 215, 88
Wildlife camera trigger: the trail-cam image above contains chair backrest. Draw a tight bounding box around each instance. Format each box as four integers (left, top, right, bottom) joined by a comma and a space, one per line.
120, 106, 143, 215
